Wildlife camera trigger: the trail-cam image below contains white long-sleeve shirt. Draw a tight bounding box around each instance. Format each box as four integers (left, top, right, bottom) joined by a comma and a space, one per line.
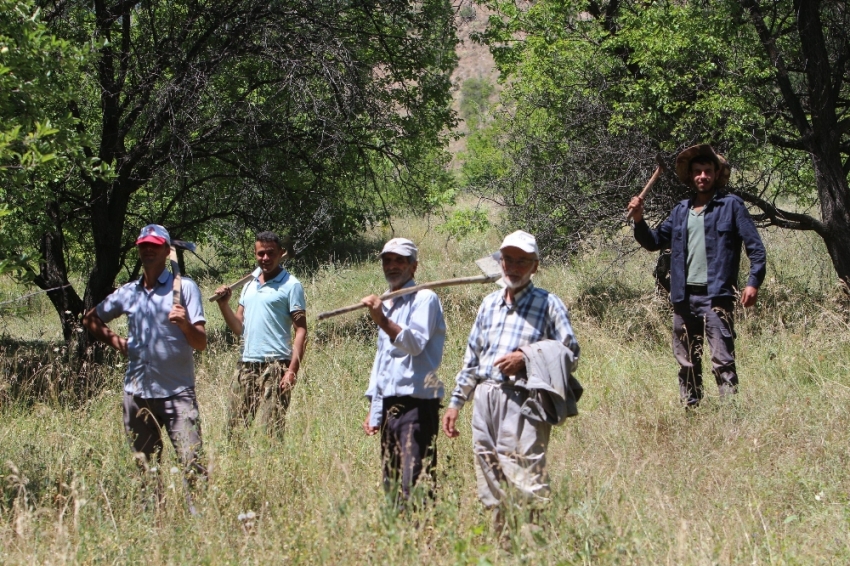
365, 280, 446, 427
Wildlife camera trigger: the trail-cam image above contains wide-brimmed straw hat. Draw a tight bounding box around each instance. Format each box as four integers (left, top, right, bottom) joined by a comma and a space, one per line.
675, 144, 730, 188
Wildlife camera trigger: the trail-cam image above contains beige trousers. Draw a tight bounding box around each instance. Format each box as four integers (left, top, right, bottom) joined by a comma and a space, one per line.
471, 380, 551, 509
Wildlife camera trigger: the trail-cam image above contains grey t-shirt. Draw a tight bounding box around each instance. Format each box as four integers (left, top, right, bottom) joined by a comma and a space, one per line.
97, 268, 206, 398
687, 207, 708, 285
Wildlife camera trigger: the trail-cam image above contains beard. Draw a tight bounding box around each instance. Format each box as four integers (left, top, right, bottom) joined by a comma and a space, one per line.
385, 272, 412, 290
503, 273, 532, 290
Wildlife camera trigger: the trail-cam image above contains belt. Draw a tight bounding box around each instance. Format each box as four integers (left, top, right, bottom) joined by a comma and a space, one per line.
240, 359, 290, 368
686, 284, 708, 295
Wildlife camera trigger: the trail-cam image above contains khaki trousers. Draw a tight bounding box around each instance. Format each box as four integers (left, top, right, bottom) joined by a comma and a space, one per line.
227, 360, 292, 439
471, 381, 551, 509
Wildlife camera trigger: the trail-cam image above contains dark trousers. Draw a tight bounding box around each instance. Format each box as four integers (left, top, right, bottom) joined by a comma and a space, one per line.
380, 396, 440, 503
673, 292, 737, 406
123, 388, 206, 478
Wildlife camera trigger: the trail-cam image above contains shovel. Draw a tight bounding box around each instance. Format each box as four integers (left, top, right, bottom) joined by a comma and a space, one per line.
316, 254, 504, 320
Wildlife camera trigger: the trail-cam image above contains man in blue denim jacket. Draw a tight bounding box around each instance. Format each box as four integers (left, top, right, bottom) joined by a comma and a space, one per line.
628, 145, 766, 407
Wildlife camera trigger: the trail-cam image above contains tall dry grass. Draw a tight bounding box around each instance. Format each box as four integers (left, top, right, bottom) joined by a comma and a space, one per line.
1, 219, 849, 564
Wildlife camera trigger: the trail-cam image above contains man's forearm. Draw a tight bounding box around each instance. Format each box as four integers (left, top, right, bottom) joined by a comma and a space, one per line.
289, 325, 307, 374
82, 309, 123, 351
180, 322, 207, 351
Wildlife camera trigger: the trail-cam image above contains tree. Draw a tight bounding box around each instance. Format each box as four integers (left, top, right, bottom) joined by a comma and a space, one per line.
466, 0, 850, 290
0, 0, 89, 281
1, 0, 458, 339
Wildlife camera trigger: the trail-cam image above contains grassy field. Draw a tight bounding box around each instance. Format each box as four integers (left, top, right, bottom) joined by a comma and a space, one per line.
1, 217, 850, 564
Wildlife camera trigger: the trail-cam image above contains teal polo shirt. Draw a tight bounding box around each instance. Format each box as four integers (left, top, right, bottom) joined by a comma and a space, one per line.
239, 267, 306, 362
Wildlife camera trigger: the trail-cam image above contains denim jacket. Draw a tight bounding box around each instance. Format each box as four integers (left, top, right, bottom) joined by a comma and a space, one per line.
634, 191, 766, 304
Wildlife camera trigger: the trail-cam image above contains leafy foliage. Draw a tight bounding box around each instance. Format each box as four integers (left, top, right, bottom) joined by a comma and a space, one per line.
460, 77, 495, 130
3, 0, 459, 336
465, 0, 850, 282
0, 0, 89, 277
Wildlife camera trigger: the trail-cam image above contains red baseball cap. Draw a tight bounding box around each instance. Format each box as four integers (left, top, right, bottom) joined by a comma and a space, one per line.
135, 224, 171, 246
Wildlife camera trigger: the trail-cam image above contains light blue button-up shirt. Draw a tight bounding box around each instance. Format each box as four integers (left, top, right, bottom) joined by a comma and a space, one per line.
365, 280, 446, 427
96, 268, 206, 398
238, 267, 306, 362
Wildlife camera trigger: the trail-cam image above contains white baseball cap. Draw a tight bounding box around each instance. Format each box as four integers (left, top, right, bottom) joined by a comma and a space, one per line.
380, 238, 418, 262
499, 230, 538, 257
136, 224, 171, 246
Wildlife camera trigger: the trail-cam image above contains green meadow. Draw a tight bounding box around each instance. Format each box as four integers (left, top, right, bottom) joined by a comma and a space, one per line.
2, 216, 849, 564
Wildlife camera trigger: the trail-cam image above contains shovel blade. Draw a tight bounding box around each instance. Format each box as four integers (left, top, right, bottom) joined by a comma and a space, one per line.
475, 253, 505, 287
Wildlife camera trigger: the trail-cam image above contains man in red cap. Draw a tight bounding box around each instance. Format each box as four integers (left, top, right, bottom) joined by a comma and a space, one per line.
83, 224, 208, 501
627, 145, 766, 408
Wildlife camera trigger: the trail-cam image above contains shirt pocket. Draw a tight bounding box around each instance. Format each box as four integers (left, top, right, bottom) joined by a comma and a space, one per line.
716, 220, 735, 250
716, 220, 734, 232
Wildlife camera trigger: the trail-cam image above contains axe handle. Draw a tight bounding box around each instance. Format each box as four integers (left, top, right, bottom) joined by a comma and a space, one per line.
317, 274, 501, 321
169, 247, 182, 307
208, 273, 255, 302
626, 165, 664, 220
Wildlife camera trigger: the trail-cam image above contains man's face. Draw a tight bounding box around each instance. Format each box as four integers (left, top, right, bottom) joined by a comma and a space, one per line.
382, 253, 417, 290
690, 161, 717, 193
499, 246, 538, 290
255, 240, 286, 276
137, 241, 170, 268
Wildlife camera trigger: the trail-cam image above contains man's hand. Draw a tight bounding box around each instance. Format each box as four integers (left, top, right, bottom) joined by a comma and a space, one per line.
494, 351, 525, 377
114, 336, 129, 356
280, 369, 297, 392
363, 413, 379, 436
169, 304, 191, 330
442, 408, 460, 438
360, 294, 386, 326
214, 285, 232, 303
627, 196, 645, 222
741, 285, 758, 308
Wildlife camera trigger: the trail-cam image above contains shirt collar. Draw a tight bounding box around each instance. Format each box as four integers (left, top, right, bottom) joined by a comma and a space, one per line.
689, 190, 721, 210
501, 281, 535, 306
137, 267, 171, 287
253, 266, 288, 283
387, 277, 416, 295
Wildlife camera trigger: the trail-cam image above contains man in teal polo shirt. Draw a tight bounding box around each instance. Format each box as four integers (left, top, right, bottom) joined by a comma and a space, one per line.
214, 231, 307, 438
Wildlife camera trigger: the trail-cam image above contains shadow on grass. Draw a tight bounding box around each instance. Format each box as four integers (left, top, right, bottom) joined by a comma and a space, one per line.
312, 313, 378, 346
574, 281, 650, 320
0, 338, 116, 407
297, 233, 387, 276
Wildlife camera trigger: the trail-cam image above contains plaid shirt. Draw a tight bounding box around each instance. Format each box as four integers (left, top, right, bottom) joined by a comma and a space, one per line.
448, 283, 580, 410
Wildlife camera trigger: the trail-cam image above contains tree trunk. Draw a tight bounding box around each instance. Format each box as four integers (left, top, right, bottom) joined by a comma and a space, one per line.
813, 152, 850, 291
33, 201, 85, 340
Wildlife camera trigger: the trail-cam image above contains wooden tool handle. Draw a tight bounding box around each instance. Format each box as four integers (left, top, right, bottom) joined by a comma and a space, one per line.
169, 248, 182, 307
317, 274, 500, 321
626, 165, 664, 220
208, 273, 255, 302
638, 165, 663, 199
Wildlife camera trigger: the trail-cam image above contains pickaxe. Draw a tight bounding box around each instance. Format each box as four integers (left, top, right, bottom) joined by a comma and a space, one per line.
169, 239, 197, 307
207, 250, 289, 302
626, 155, 667, 221
316, 254, 504, 321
